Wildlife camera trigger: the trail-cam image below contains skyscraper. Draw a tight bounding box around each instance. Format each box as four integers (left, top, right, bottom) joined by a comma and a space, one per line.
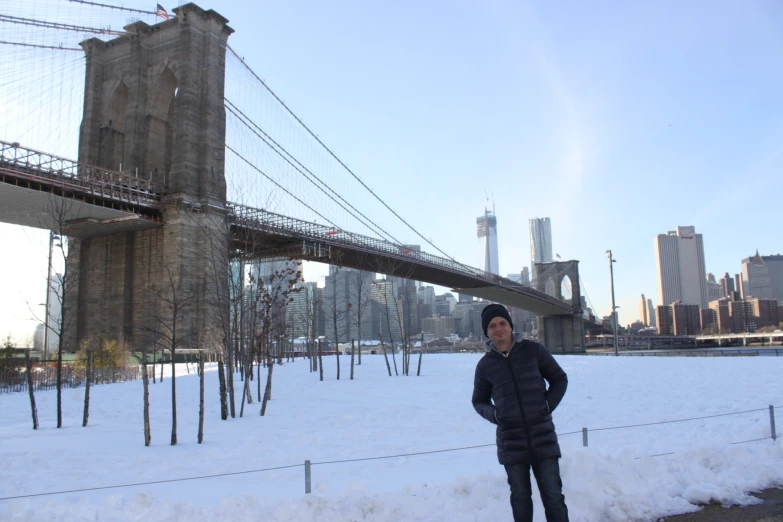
654, 226, 708, 308
647, 298, 656, 327
529, 217, 553, 282
639, 294, 648, 326
706, 273, 722, 302
477, 208, 499, 275
759, 254, 783, 304
741, 251, 773, 300
720, 272, 735, 298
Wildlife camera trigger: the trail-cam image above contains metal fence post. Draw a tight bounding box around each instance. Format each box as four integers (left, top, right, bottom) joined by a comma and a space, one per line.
582, 427, 588, 447
305, 460, 311, 494
771, 406, 777, 441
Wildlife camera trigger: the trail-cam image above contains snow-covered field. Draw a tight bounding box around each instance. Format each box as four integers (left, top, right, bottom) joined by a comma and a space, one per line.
1, 353, 782, 521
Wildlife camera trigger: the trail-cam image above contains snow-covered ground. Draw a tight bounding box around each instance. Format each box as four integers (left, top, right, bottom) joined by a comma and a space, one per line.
1, 353, 782, 521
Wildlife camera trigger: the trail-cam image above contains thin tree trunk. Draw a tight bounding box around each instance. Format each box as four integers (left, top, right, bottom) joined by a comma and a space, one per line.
267, 347, 272, 401
318, 340, 324, 382
142, 360, 151, 446
336, 347, 341, 380
160, 351, 164, 382
350, 339, 355, 380
152, 347, 156, 384
357, 342, 361, 365
239, 373, 247, 417
218, 356, 228, 420
256, 348, 262, 402
245, 364, 253, 404
82, 349, 92, 427
198, 354, 205, 444
227, 345, 235, 418
25, 350, 38, 430
417, 344, 424, 376
379, 333, 392, 377
56, 341, 63, 428
170, 350, 177, 445
260, 357, 274, 416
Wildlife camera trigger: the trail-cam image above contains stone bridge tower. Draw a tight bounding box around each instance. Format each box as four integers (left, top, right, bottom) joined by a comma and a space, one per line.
535, 260, 585, 353
63, 4, 233, 353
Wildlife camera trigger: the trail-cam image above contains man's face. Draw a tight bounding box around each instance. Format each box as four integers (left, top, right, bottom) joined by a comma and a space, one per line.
487, 316, 512, 346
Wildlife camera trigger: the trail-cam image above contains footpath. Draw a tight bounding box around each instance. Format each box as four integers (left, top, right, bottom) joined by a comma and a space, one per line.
662, 489, 783, 521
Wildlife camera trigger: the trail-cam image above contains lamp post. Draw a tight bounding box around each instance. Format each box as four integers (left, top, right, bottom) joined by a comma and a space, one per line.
606, 250, 619, 356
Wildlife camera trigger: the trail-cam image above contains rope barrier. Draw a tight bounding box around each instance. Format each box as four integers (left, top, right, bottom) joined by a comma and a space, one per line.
0, 405, 777, 501
311, 443, 496, 466
0, 463, 303, 501
588, 408, 768, 432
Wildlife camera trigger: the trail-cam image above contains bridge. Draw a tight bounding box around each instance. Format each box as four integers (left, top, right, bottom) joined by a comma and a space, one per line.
0, 3, 586, 353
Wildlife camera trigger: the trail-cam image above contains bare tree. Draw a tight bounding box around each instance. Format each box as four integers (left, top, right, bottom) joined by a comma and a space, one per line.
323, 267, 348, 380
81, 338, 93, 427
258, 262, 301, 416
378, 330, 392, 377
217, 354, 228, 420
290, 283, 318, 373
44, 198, 79, 430
318, 338, 324, 381
350, 339, 355, 380
370, 255, 418, 377
349, 268, 372, 366
399, 283, 420, 375
141, 347, 151, 446
198, 352, 205, 443
417, 333, 424, 376
377, 277, 400, 376
143, 263, 196, 445
201, 210, 237, 419
25, 349, 38, 430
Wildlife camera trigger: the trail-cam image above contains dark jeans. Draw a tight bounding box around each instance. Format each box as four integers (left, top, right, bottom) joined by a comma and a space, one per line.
504, 458, 569, 522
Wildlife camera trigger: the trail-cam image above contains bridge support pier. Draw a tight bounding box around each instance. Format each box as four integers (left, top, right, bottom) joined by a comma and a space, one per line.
64, 204, 228, 353
62, 4, 233, 354
538, 313, 585, 354
534, 260, 586, 354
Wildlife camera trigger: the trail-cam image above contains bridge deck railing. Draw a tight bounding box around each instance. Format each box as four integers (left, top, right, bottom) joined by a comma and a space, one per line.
228, 204, 571, 311
0, 140, 162, 207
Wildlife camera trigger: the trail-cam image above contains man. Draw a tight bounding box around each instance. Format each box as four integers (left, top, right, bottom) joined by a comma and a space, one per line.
472, 303, 569, 522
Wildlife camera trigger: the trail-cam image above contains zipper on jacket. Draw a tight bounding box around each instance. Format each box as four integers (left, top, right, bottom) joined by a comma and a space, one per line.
505, 349, 536, 461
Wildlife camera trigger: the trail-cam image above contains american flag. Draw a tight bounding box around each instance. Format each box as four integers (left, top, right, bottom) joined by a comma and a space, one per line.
156, 4, 169, 20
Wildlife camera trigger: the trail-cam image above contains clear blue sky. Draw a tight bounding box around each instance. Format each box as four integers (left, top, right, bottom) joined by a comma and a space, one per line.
1, 0, 782, 339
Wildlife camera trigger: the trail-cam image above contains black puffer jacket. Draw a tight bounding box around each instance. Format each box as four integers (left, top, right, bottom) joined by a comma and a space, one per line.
472, 334, 568, 465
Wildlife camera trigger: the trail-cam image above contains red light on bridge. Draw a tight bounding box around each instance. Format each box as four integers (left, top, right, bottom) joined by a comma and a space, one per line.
325, 230, 342, 236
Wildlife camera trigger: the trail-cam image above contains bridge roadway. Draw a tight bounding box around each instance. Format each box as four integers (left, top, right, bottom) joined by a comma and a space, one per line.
0, 141, 573, 316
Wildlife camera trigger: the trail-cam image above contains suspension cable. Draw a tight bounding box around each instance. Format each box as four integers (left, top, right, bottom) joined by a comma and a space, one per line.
226, 100, 402, 245
0, 40, 82, 51
226, 145, 342, 231
226, 45, 458, 262
0, 14, 126, 36
66, 0, 157, 15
